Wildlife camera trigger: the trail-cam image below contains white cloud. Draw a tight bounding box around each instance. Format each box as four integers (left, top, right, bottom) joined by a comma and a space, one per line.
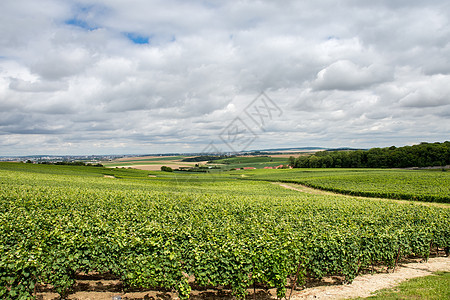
9, 78, 68, 93
313, 60, 392, 91
0, 0, 449, 155
398, 74, 450, 108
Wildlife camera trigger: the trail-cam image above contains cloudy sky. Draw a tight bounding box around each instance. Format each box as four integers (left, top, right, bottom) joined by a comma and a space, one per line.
1, 0, 449, 155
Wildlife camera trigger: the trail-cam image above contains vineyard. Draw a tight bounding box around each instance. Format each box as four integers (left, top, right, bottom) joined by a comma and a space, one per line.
232, 168, 450, 203
0, 163, 449, 299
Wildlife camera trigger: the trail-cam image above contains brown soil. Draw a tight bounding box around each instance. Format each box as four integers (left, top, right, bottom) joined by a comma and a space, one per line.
36, 257, 449, 300
36, 272, 278, 300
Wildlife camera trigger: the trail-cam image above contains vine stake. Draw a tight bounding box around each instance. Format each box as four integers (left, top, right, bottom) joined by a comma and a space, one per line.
393, 246, 402, 272
288, 259, 303, 300
427, 241, 433, 262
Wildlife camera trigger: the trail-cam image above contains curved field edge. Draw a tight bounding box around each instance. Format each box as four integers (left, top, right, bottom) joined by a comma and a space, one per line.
1, 163, 449, 299
274, 182, 449, 209
277, 179, 450, 203
232, 169, 450, 203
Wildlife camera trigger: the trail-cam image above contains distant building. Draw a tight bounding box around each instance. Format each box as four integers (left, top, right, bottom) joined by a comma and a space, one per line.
273, 165, 290, 169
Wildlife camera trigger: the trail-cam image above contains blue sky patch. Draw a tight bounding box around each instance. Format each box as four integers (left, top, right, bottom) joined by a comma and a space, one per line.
65, 18, 97, 30
125, 33, 150, 44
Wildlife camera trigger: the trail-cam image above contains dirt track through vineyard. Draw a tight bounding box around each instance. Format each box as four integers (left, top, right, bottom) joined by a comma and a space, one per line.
276, 181, 450, 298
275, 182, 449, 208
291, 257, 450, 299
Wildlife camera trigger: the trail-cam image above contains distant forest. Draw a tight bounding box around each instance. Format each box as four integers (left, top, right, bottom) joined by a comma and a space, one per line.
289, 141, 450, 168
182, 155, 231, 162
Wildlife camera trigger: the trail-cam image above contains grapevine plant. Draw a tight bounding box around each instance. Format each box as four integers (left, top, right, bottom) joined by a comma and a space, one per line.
0, 163, 448, 299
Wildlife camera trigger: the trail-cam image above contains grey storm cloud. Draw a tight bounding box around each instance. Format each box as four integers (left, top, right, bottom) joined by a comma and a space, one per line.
0, 0, 449, 155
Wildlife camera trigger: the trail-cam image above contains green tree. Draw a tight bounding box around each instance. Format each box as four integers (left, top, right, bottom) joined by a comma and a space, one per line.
161, 166, 173, 172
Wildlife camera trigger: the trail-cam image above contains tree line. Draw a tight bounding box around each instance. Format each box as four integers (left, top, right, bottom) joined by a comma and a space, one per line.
289, 141, 450, 168
181, 155, 232, 162
33, 161, 104, 167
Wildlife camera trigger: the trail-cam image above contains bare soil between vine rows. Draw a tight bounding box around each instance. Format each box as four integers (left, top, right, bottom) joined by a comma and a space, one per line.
36, 256, 449, 300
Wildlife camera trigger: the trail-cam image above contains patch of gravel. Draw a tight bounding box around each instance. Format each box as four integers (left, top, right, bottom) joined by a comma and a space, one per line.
291, 257, 449, 299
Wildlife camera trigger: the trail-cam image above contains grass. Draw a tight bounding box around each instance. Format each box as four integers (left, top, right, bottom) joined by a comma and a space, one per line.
210, 156, 288, 169
361, 271, 450, 299
0, 161, 154, 179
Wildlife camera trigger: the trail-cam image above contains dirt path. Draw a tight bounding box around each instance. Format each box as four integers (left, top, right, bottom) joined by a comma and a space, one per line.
291, 257, 450, 299
275, 182, 450, 298
274, 182, 449, 208
275, 182, 337, 196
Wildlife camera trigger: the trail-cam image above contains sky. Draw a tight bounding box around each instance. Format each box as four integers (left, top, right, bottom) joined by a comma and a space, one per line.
0, 0, 449, 156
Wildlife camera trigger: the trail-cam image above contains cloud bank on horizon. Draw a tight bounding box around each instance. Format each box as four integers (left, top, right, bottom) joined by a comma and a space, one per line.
0, 0, 449, 155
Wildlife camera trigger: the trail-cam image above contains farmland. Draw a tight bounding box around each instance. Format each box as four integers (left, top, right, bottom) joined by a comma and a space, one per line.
102, 155, 200, 169
210, 156, 288, 169
0, 162, 449, 299
102, 155, 289, 171
231, 168, 450, 203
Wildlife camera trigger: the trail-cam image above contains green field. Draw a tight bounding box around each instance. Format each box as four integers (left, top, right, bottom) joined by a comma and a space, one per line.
103, 155, 289, 169
107, 156, 185, 163
0, 163, 449, 299
211, 156, 288, 169
102, 156, 186, 167
230, 168, 450, 203
212, 156, 287, 164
